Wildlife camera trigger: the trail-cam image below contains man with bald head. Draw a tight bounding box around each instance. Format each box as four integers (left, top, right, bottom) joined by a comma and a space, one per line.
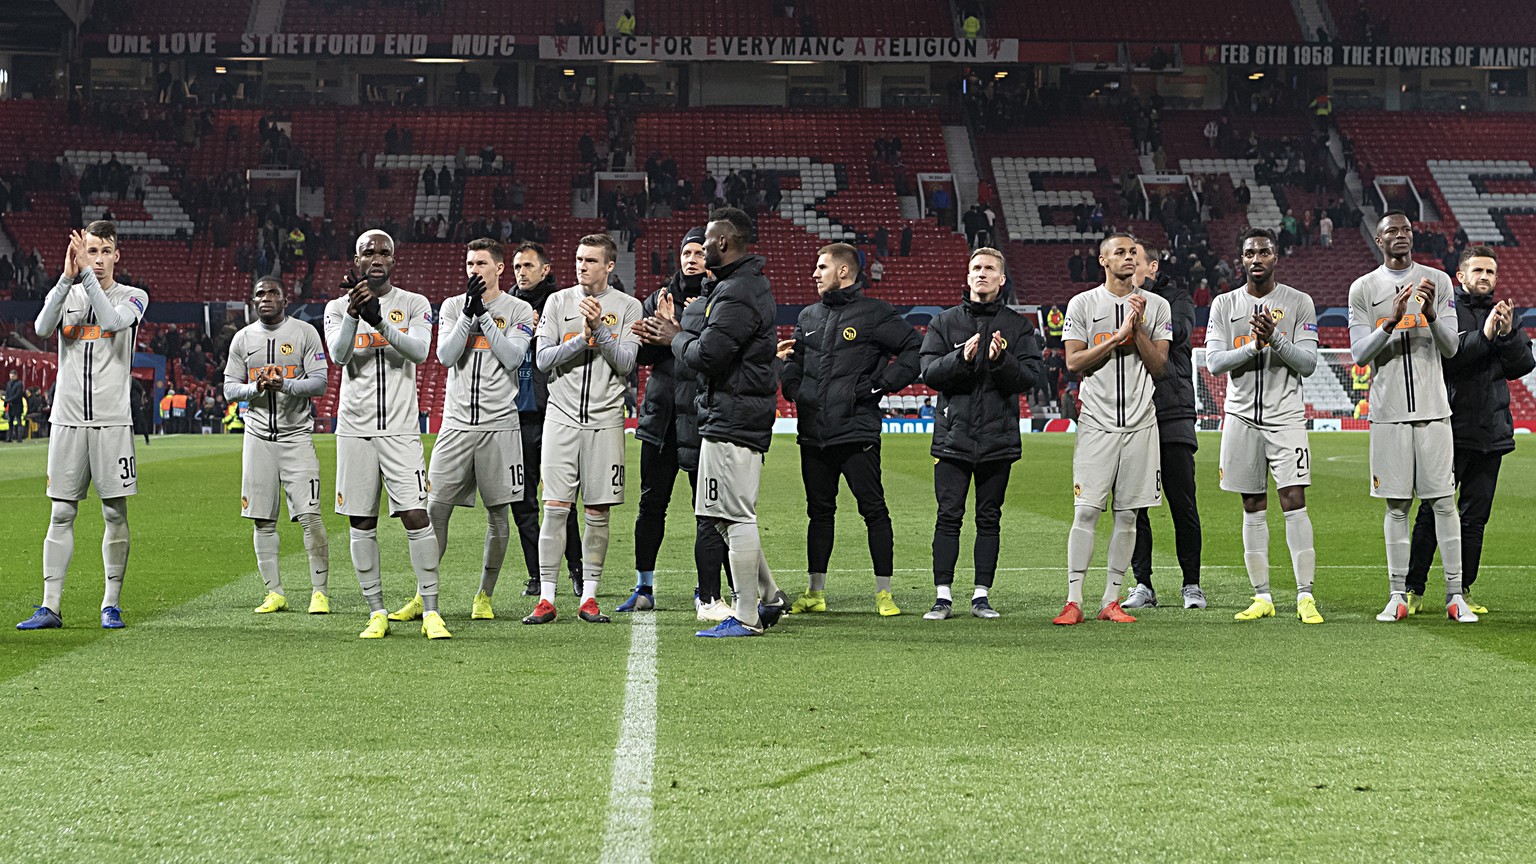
324, 230, 447, 639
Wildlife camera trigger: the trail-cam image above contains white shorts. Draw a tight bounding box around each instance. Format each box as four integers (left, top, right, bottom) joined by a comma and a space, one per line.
1369, 418, 1455, 499
47, 424, 137, 501
335, 434, 429, 517
241, 433, 323, 521
428, 427, 525, 508
1218, 418, 1311, 494
1072, 424, 1162, 511
540, 419, 625, 506
695, 438, 764, 523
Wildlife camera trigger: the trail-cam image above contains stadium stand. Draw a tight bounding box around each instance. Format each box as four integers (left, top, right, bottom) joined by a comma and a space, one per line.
633, 0, 953, 37
279, 0, 599, 37
1329, 0, 1536, 45
985, 0, 1301, 42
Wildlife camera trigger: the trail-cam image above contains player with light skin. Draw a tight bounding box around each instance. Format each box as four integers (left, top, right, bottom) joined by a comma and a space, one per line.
1205, 230, 1323, 624
324, 230, 445, 639
19, 222, 148, 631
225, 277, 331, 615
507, 243, 584, 599
1348, 212, 1475, 623
524, 234, 642, 625
1054, 232, 1171, 626
394, 238, 534, 623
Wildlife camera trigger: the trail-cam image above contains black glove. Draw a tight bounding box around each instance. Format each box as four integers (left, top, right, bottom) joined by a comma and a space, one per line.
465, 274, 487, 318
338, 269, 361, 298
358, 295, 382, 327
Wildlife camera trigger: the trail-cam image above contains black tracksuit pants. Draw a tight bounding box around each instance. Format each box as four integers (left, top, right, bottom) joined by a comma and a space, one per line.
801, 440, 894, 578
511, 413, 582, 583
634, 435, 731, 602
1407, 449, 1502, 596
933, 458, 1012, 588
1132, 439, 1202, 587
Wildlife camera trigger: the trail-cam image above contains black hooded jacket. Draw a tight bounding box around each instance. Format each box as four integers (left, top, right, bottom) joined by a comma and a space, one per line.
780, 283, 921, 448
636, 268, 705, 450
1141, 273, 1196, 446
673, 255, 778, 454
1441, 287, 1535, 454
919, 295, 1044, 464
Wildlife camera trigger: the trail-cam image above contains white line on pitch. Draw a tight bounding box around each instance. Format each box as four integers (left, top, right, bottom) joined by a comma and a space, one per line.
600, 610, 658, 864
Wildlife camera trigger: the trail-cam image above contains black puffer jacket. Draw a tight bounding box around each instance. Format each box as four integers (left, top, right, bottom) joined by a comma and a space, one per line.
1441, 287, 1535, 454
673, 255, 778, 454
919, 296, 1044, 464
1142, 273, 1196, 447
636, 269, 705, 448
780, 284, 921, 448
513, 274, 560, 415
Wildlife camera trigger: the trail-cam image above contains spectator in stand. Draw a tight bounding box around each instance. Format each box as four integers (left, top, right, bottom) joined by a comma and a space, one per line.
919, 397, 935, 419
1319, 212, 1334, 249
900, 223, 914, 257
875, 225, 889, 258
869, 257, 885, 284
1235, 180, 1252, 212
962, 13, 980, 38
617, 9, 636, 35
1192, 279, 1210, 307
1204, 119, 1219, 150
931, 187, 952, 230
1068, 249, 1085, 283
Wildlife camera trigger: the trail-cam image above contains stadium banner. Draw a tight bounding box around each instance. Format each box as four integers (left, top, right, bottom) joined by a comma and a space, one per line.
539, 35, 1020, 63
1202, 43, 1536, 69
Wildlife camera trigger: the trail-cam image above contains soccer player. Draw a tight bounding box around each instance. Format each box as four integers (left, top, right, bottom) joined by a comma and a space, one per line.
1053, 233, 1171, 626
1404, 246, 1532, 614
1205, 230, 1323, 625
918, 247, 1043, 619
1126, 244, 1205, 610
18, 222, 147, 630
224, 276, 331, 615
324, 230, 447, 639
1348, 211, 1476, 623
508, 242, 583, 599
406, 238, 535, 621
779, 242, 920, 617
641, 207, 786, 637
622, 226, 733, 620
524, 233, 643, 625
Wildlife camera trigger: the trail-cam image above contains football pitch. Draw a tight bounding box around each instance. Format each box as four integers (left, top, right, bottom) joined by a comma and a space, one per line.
2, 432, 1535, 863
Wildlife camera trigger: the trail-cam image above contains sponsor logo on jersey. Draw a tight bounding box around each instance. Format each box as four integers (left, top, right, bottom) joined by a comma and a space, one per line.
129, 296, 145, 314
388, 309, 405, 323
842, 327, 857, 341
313, 350, 328, 361
1302, 322, 1318, 332
515, 322, 534, 336
280, 342, 295, 355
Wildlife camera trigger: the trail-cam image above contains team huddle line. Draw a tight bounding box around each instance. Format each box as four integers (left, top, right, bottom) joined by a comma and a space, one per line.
16, 208, 1529, 636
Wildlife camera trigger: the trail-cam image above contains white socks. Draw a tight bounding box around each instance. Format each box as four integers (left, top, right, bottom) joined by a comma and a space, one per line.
42, 499, 78, 611
1283, 507, 1315, 595
254, 522, 282, 593
1066, 505, 1100, 605
1242, 510, 1270, 595
100, 498, 129, 609
482, 503, 510, 596
297, 512, 329, 592
1385, 500, 1411, 594
1102, 509, 1136, 607
349, 526, 383, 611
581, 509, 611, 602
1429, 496, 1463, 598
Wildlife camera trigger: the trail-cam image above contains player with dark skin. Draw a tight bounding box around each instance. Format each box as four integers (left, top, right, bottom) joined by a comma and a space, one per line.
1375, 212, 1439, 328
339, 235, 431, 535
1237, 233, 1306, 517
1064, 234, 1170, 379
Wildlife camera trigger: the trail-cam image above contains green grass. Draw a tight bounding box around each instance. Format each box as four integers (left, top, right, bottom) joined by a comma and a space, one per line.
2, 432, 1535, 862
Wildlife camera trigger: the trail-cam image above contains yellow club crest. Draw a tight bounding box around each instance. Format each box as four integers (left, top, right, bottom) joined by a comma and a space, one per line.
603, 312, 618, 327
241, 495, 249, 509
336, 491, 346, 506
493, 316, 507, 330
280, 342, 295, 355
842, 327, 857, 341
388, 309, 405, 323
1270, 308, 1285, 321
1072, 483, 1082, 498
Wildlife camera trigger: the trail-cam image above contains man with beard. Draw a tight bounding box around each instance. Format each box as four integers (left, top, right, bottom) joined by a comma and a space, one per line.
508, 241, 584, 599
1404, 245, 1533, 614
225, 276, 331, 616
323, 230, 444, 639
619, 227, 733, 621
